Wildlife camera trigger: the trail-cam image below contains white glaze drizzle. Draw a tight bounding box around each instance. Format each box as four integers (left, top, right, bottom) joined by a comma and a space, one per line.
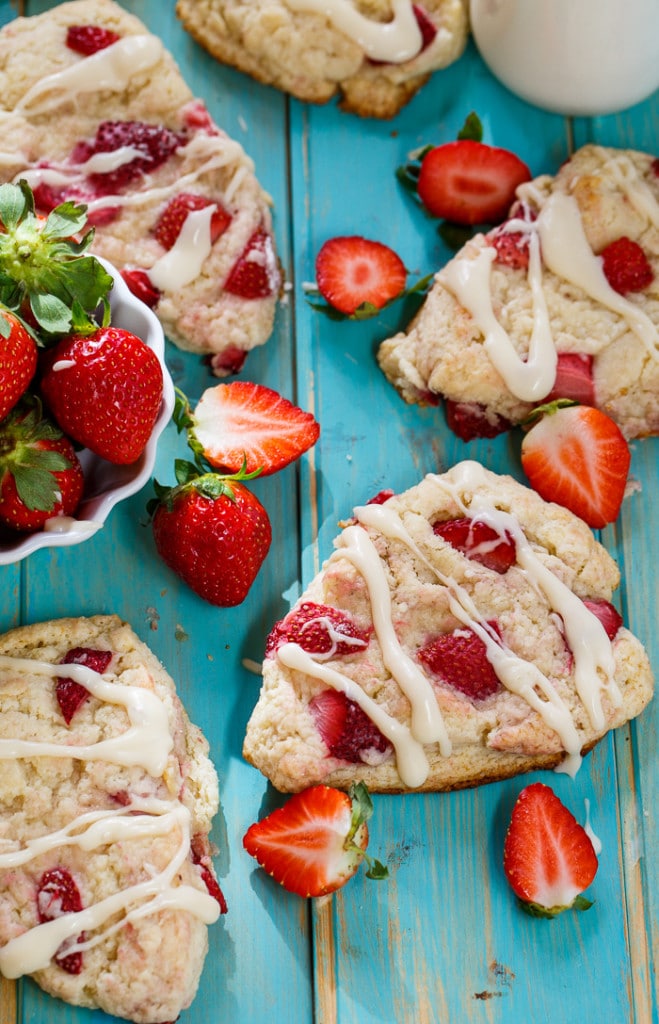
0, 656, 172, 775
298, 614, 368, 662
286, 0, 422, 62
148, 205, 215, 290
15, 36, 164, 116
0, 655, 219, 978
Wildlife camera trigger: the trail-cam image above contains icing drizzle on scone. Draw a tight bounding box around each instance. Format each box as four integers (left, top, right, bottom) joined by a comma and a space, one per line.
0, 655, 220, 980
275, 461, 622, 787
286, 0, 423, 62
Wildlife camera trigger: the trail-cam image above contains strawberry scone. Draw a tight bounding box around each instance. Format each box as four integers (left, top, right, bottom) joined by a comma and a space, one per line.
0, 615, 224, 1023
378, 145, 659, 439
0, 0, 281, 376
243, 461, 654, 793
176, 0, 467, 119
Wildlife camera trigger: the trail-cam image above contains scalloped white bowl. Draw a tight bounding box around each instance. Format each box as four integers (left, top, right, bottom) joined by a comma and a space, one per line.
0, 258, 175, 565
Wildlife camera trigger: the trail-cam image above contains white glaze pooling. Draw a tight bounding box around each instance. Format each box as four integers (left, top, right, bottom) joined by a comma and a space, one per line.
0, 654, 219, 979
286, 0, 422, 62
15, 36, 164, 115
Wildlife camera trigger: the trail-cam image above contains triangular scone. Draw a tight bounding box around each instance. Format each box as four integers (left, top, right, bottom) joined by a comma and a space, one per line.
243, 462, 654, 793
0, 0, 280, 376
0, 615, 223, 1024
176, 0, 468, 120
378, 145, 659, 440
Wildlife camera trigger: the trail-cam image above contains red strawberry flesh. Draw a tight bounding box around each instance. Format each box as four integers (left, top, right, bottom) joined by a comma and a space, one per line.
418, 622, 501, 700
309, 689, 391, 763
37, 867, 85, 974
154, 193, 231, 250
265, 602, 371, 658
582, 598, 623, 640
193, 381, 320, 477
503, 782, 598, 912
315, 235, 407, 314
72, 121, 184, 192
601, 236, 653, 294
224, 228, 279, 299
66, 25, 121, 55
433, 517, 516, 573
56, 647, 113, 725
546, 353, 595, 406
445, 400, 511, 441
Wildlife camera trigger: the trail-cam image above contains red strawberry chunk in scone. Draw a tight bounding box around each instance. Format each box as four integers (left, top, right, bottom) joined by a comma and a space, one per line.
418, 622, 502, 700
265, 602, 372, 658
445, 400, 512, 441
224, 228, 280, 299
121, 268, 161, 308
37, 867, 85, 974
601, 236, 654, 294
65, 24, 121, 55
546, 353, 595, 406
433, 517, 516, 573
581, 598, 623, 640
309, 689, 391, 764
56, 647, 113, 725
154, 193, 232, 251
71, 121, 185, 193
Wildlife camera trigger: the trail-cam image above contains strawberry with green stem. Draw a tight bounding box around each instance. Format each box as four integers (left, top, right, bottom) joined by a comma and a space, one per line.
243, 782, 388, 898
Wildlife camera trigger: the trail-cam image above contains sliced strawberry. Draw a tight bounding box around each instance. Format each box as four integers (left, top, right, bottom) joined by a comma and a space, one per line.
601, 236, 653, 294
417, 140, 531, 225
309, 689, 391, 763
56, 647, 113, 725
582, 598, 623, 640
546, 353, 595, 406
503, 782, 598, 916
433, 517, 516, 573
65, 25, 121, 55
224, 228, 279, 299
521, 403, 631, 528
191, 381, 319, 477
445, 399, 511, 441
36, 867, 85, 973
154, 193, 231, 250
418, 623, 501, 701
121, 268, 161, 308
242, 782, 387, 897
315, 236, 407, 315
265, 602, 371, 658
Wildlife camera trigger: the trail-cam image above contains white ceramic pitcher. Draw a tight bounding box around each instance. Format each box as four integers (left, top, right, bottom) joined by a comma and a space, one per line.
469, 0, 659, 116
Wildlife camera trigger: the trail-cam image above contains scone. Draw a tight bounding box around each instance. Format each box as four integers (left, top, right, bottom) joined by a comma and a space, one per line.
243, 461, 654, 793
0, 614, 224, 1024
176, 0, 468, 119
0, 0, 281, 376
378, 145, 659, 439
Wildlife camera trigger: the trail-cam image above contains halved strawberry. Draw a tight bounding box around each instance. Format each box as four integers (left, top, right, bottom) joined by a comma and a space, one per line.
521, 403, 631, 528
503, 782, 598, 917
191, 382, 320, 477
418, 623, 501, 701
309, 689, 391, 764
417, 140, 531, 225
265, 602, 371, 658
242, 782, 387, 898
433, 517, 516, 573
601, 236, 653, 294
224, 228, 279, 299
315, 236, 407, 315
154, 193, 231, 250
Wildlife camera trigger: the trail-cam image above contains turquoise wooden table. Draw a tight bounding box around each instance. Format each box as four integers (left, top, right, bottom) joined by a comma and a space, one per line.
0, 2, 657, 1022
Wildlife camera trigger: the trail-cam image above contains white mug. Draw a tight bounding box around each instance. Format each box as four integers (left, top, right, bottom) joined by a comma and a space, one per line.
469, 0, 659, 116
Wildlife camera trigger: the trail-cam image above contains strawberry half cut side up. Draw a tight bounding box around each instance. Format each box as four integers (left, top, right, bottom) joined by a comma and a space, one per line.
503, 782, 598, 917
309, 689, 392, 764
242, 782, 388, 898
190, 381, 320, 477
433, 517, 516, 573
314, 235, 408, 316
265, 602, 372, 658
56, 647, 113, 725
37, 867, 85, 974
521, 402, 631, 529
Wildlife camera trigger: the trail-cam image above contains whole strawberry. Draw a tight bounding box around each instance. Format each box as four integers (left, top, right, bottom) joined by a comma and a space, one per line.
0, 311, 37, 421
40, 326, 163, 465
150, 463, 272, 607
0, 399, 84, 532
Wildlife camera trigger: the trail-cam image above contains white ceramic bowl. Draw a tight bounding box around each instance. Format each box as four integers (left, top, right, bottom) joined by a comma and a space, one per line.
0, 258, 175, 565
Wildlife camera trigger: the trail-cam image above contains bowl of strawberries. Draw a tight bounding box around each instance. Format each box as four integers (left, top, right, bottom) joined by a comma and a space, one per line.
0, 182, 175, 564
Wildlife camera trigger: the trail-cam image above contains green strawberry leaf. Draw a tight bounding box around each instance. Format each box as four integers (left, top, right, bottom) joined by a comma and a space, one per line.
29, 291, 75, 334
457, 111, 483, 141
0, 181, 30, 231
11, 460, 69, 512
42, 201, 91, 241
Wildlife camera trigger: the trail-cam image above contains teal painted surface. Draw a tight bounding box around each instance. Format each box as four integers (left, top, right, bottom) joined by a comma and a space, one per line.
0, 2, 657, 1022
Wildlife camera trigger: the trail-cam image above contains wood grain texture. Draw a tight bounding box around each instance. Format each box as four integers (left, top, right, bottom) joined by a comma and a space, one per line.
0, 2, 657, 1023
